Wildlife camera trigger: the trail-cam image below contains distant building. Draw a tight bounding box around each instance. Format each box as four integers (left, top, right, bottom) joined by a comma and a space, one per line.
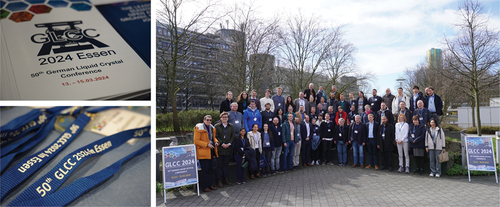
427, 48, 442, 68
249, 53, 275, 93
156, 24, 243, 112
338, 76, 358, 95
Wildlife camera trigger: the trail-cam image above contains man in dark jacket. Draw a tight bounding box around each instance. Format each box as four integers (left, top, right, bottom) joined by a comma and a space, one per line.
424, 87, 443, 125
382, 88, 395, 112
261, 103, 275, 127
365, 114, 379, 169
349, 115, 366, 168
369, 89, 383, 112
409, 85, 425, 114
334, 118, 349, 166
397, 101, 412, 125
214, 112, 235, 187
377, 116, 395, 171
270, 117, 283, 173
376, 102, 394, 125
320, 113, 336, 165
414, 100, 431, 126
219, 91, 233, 114
281, 113, 299, 172
304, 83, 316, 102
337, 93, 350, 112
300, 115, 314, 167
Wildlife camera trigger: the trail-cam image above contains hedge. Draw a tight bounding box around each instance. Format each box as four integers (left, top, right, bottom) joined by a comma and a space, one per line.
465, 126, 500, 135
157, 110, 221, 132
440, 124, 461, 131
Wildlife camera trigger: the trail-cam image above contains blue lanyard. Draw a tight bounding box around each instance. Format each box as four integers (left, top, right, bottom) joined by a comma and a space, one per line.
1, 116, 57, 173
1, 107, 71, 143
0, 107, 116, 201
242, 138, 245, 147
0, 109, 43, 141
8, 126, 150, 206
1, 107, 75, 155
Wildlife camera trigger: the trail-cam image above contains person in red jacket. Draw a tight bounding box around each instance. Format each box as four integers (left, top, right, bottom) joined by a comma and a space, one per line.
335, 106, 349, 125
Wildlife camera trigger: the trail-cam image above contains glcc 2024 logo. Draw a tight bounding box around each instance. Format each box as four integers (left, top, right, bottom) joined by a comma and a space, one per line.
30, 20, 109, 56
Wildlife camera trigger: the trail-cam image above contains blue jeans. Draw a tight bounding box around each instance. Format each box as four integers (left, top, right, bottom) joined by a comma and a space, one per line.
282, 141, 295, 171
366, 138, 378, 165
352, 141, 364, 165
271, 146, 282, 171
429, 150, 441, 175
337, 141, 347, 164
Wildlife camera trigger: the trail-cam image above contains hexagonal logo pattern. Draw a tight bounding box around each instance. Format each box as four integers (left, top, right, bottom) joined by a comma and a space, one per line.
9, 11, 33, 22
70, 2, 90, 11
47, 0, 68, 8
1, 0, 94, 22
29, 4, 51, 14
0, 9, 10, 19
5, 2, 28, 12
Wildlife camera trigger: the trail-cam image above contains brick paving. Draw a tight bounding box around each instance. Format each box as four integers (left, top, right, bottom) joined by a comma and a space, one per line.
158, 164, 499, 206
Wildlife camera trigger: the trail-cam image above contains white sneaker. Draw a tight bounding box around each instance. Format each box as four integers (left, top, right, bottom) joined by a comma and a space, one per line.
429, 173, 434, 177
435, 174, 440, 178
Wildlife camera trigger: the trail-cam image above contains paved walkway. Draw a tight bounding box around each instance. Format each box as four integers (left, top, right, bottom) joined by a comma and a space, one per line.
158, 165, 499, 206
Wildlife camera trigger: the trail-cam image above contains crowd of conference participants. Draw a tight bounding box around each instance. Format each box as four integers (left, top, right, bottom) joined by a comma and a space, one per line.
193, 84, 446, 192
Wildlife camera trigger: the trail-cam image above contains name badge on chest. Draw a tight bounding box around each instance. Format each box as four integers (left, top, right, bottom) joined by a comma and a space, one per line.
254, 118, 257, 121
354, 130, 358, 134
339, 133, 342, 137
235, 120, 239, 124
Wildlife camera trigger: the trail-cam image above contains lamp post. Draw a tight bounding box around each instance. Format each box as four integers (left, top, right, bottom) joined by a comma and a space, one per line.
396, 78, 405, 88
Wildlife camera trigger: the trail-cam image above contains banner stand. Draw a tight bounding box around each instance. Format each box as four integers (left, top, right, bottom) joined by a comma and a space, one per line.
465, 136, 498, 183
162, 145, 200, 204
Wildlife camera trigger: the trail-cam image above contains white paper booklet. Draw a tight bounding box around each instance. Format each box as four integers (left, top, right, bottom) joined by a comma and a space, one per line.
0, 1, 150, 100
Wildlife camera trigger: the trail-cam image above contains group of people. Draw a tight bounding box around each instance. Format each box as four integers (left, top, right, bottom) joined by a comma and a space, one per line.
194, 84, 447, 192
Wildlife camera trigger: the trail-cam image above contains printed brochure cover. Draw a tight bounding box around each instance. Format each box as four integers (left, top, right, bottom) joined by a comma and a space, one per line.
0, 0, 150, 100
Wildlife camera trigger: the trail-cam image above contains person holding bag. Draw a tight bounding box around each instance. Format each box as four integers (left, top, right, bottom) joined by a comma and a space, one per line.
233, 128, 250, 184
247, 124, 262, 179
425, 118, 446, 177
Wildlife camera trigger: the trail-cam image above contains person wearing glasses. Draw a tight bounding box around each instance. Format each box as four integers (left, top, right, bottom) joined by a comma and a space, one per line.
214, 112, 235, 187
194, 115, 219, 192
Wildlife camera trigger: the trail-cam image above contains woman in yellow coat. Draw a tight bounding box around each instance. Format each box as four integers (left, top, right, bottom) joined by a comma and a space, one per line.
194, 115, 219, 192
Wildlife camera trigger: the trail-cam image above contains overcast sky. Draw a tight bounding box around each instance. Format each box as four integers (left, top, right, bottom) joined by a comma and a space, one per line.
156, 0, 500, 94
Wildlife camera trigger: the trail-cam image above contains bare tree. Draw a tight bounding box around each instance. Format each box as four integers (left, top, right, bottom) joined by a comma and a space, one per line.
401, 60, 458, 124
278, 11, 334, 97
442, 0, 500, 135
216, 2, 281, 95
156, 0, 223, 132
321, 25, 367, 94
